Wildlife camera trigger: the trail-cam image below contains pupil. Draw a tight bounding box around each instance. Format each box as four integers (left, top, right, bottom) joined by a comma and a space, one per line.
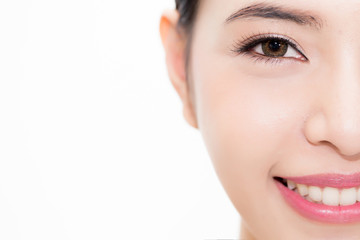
269, 41, 281, 52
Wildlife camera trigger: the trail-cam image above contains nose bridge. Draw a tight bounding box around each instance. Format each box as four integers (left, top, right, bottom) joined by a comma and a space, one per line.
322, 52, 360, 156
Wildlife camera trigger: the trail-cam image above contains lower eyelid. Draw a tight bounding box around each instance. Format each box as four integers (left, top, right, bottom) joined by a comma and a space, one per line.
242, 51, 303, 66
249, 55, 284, 65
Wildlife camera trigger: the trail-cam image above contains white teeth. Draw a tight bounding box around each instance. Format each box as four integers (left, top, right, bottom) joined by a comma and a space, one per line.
305, 195, 314, 203
284, 178, 360, 206
297, 184, 308, 196
340, 188, 357, 206
308, 186, 322, 202
287, 180, 296, 190
322, 187, 339, 206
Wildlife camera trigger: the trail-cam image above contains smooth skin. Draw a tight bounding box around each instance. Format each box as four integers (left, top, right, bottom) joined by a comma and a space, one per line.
160, 0, 360, 239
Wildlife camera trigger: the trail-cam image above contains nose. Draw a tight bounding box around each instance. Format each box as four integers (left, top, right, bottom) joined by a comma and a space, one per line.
304, 58, 360, 158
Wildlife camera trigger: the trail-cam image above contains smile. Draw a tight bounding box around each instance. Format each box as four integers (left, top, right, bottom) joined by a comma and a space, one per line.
274, 173, 360, 223
276, 177, 360, 206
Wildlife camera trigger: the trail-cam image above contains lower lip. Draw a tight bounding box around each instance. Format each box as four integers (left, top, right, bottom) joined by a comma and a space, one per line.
275, 179, 360, 223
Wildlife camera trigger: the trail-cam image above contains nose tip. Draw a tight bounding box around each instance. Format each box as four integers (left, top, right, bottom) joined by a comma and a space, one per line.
303, 57, 360, 159
305, 111, 360, 158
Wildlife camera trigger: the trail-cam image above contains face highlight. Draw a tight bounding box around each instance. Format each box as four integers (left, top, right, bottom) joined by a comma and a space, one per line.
162, 0, 360, 239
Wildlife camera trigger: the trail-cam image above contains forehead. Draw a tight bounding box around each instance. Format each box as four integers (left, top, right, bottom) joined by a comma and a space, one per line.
195, 0, 360, 28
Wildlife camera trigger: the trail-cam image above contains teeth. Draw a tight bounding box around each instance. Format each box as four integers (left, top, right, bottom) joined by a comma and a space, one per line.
309, 186, 322, 202
287, 180, 296, 190
283, 178, 360, 206
340, 188, 357, 206
305, 195, 314, 203
297, 184, 308, 196
322, 187, 339, 206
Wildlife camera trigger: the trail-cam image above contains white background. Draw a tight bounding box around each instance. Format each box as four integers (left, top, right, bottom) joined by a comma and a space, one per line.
0, 0, 240, 239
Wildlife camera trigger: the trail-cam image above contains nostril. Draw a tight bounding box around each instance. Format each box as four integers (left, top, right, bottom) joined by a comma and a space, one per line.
316, 140, 343, 154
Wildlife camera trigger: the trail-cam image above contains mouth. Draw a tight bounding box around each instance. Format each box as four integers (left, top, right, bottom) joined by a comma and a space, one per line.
274, 173, 360, 223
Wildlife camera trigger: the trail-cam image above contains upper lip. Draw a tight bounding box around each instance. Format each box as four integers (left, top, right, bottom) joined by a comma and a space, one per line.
278, 172, 360, 188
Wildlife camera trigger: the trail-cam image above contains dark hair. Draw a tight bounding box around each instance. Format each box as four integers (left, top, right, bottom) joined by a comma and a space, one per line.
175, 0, 200, 80
175, 0, 200, 33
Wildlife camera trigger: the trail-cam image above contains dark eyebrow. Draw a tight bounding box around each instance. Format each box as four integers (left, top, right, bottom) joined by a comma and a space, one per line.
225, 2, 323, 30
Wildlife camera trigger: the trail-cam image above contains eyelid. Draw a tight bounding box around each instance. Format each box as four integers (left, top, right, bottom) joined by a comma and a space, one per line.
232, 33, 308, 61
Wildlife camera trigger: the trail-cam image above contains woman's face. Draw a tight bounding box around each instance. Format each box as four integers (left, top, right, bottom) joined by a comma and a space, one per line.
163, 0, 360, 239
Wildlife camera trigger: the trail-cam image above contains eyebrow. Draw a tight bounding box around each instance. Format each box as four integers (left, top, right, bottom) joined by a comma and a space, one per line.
225, 2, 323, 30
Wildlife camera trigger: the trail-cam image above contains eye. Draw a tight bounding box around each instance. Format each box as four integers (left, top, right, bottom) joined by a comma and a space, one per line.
232, 34, 308, 62
253, 39, 302, 59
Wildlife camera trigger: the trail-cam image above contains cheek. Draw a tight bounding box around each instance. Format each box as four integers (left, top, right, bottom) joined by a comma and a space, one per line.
197, 71, 288, 186
191, 52, 309, 215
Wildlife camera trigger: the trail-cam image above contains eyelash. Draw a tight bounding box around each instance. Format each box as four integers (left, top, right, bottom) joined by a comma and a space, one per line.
231, 33, 308, 64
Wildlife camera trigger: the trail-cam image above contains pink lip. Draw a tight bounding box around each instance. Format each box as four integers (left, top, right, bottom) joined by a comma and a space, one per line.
275, 180, 360, 223
284, 173, 360, 188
